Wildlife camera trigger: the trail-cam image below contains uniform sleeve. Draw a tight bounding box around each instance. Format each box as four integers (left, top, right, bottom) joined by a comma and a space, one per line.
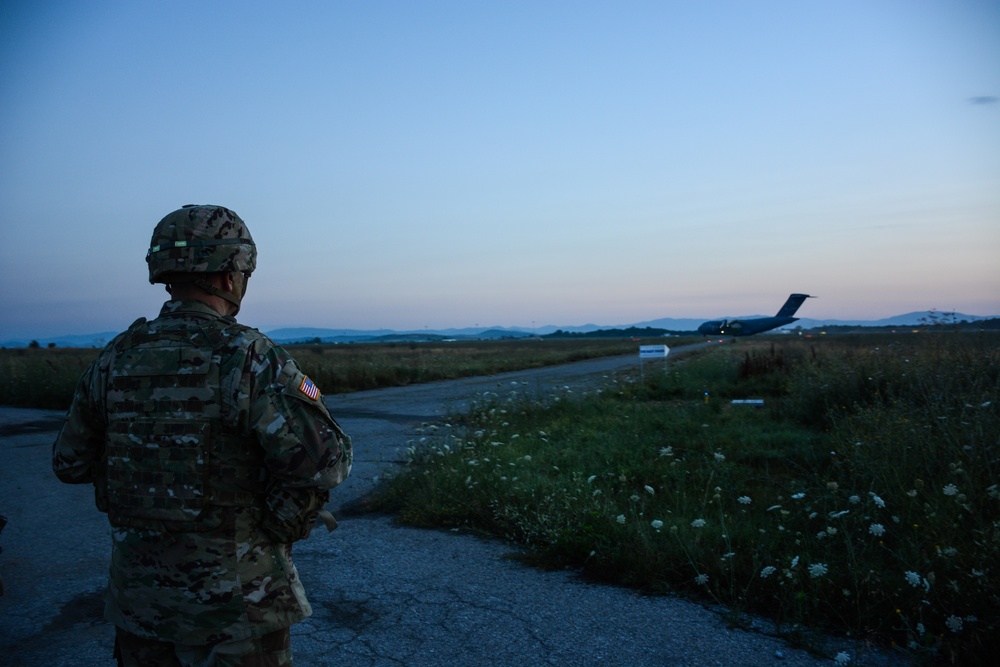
52, 355, 108, 486
247, 344, 352, 540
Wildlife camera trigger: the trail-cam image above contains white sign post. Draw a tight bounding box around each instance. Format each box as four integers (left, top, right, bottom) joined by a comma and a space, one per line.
639, 344, 670, 379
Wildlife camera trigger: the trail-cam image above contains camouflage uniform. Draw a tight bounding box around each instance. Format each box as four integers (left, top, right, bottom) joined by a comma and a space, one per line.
52, 206, 351, 664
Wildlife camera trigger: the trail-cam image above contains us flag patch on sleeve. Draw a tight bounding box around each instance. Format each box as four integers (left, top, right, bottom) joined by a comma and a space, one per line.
299, 376, 320, 400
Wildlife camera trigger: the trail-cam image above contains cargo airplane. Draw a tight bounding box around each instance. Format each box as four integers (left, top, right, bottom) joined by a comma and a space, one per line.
697, 294, 815, 337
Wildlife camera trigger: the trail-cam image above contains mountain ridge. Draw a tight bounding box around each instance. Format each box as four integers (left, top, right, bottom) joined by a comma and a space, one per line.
3, 311, 994, 348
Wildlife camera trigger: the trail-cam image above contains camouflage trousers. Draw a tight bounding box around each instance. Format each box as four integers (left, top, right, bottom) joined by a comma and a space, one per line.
114, 627, 292, 667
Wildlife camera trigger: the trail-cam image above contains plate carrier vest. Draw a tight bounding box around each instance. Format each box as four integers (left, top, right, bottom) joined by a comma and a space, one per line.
103, 317, 266, 531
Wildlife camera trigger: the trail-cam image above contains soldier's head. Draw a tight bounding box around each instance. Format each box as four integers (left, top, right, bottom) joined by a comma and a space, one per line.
146, 205, 256, 315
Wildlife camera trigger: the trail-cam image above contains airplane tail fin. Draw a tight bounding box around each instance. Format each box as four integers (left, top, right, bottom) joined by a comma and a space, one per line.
775, 294, 814, 318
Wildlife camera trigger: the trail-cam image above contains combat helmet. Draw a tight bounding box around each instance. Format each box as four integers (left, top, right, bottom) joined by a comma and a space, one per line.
146, 204, 256, 312
147, 204, 256, 282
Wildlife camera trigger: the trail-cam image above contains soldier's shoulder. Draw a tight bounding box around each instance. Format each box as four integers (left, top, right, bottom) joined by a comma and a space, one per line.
221, 321, 274, 345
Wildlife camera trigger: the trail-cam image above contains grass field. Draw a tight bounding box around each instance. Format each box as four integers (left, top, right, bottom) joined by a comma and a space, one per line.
367, 332, 1000, 665
0, 336, 686, 410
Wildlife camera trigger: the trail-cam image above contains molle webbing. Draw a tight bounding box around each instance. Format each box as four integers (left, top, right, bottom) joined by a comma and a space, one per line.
104, 319, 265, 530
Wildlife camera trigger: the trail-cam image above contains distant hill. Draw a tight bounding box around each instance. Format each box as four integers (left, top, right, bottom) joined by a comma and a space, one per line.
2, 311, 995, 348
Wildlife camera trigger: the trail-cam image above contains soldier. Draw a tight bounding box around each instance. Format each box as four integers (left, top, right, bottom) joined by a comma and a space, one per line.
53, 205, 351, 666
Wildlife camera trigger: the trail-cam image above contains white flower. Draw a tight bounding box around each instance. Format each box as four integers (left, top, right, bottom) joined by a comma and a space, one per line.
616, 514, 626, 525
848, 495, 861, 504
691, 518, 706, 528
791, 492, 806, 500
651, 519, 664, 530
766, 504, 782, 512
943, 484, 959, 496
790, 556, 799, 569
869, 492, 885, 508
946, 615, 963, 633
659, 446, 673, 457
587, 475, 597, 484
713, 452, 726, 462
809, 563, 828, 578
737, 496, 751, 505
904, 571, 922, 588
868, 523, 885, 537
916, 623, 925, 635
834, 651, 851, 665
759, 566, 776, 579
644, 485, 655, 495
695, 573, 709, 586
816, 531, 828, 540
522, 455, 532, 462
828, 510, 850, 520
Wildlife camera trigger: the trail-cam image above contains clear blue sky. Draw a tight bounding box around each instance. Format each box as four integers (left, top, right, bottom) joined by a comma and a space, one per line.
2, 0, 998, 339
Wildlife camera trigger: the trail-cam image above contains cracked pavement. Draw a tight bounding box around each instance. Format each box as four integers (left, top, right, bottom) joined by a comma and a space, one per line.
0, 350, 904, 666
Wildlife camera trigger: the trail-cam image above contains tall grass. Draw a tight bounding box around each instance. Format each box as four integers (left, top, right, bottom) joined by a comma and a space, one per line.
369, 333, 1000, 664
0, 338, 676, 409
0, 348, 98, 409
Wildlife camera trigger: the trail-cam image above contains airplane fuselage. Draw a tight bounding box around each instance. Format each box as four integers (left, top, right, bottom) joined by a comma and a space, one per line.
697, 294, 814, 337
697, 316, 798, 337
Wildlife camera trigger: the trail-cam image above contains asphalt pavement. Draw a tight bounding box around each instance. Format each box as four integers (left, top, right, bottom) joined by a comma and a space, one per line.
0, 350, 907, 666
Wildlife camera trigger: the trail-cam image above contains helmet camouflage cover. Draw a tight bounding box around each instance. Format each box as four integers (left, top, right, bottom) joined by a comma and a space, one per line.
146, 205, 256, 284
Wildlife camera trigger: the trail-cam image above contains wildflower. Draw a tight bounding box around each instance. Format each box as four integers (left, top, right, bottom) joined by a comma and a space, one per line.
834, 652, 851, 665
868, 523, 885, 537
644, 485, 655, 495
720, 552, 735, 560
737, 496, 751, 505
906, 489, 918, 498
946, 615, 963, 633
587, 475, 596, 484
691, 518, 706, 528
791, 493, 805, 500
695, 573, 709, 586
659, 446, 673, 457
848, 495, 860, 504
827, 481, 839, 491
616, 514, 626, 524
790, 556, 799, 569
943, 484, 959, 496
766, 504, 782, 512
826, 526, 838, 536
816, 531, 827, 540
904, 571, 922, 588
809, 563, 828, 578
916, 623, 925, 635
522, 455, 532, 462
828, 510, 850, 519
713, 452, 726, 462
651, 519, 663, 530
869, 492, 885, 508
760, 566, 776, 579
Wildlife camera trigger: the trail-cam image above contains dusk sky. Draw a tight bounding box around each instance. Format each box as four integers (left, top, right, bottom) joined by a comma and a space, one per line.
2, 0, 998, 340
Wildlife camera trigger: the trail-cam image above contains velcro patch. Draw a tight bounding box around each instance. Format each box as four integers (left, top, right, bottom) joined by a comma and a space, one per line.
299, 376, 320, 401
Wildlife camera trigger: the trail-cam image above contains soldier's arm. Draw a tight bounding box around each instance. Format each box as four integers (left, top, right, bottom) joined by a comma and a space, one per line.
248, 345, 352, 540
52, 357, 108, 485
